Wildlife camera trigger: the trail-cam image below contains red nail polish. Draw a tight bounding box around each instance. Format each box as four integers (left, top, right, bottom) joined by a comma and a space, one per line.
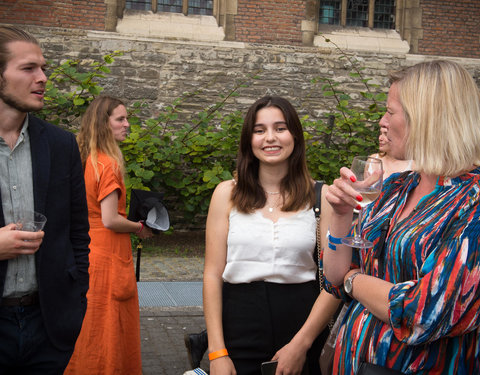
356, 195, 363, 202
350, 176, 356, 182
356, 205, 362, 210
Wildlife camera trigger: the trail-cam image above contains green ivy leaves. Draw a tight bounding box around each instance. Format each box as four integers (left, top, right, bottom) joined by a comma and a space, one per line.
37, 49, 383, 228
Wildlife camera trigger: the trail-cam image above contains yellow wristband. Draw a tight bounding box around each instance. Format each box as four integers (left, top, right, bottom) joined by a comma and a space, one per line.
208, 348, 228, 361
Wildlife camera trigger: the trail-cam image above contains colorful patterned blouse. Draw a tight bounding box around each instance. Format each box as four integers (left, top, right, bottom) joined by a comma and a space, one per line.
325, 168, 480, 374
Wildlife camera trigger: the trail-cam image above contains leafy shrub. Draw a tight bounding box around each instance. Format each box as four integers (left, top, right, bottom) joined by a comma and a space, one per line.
37, 50, 384, 227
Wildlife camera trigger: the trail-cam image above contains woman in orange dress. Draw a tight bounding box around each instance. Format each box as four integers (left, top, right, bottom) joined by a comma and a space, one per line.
65, 96, 152, 375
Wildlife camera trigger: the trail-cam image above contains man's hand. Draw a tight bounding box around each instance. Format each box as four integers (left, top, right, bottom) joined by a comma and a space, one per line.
0, 224, 44, 260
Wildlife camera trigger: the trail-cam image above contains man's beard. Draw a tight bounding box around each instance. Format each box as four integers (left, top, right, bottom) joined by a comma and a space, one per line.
0, 80, 43, 113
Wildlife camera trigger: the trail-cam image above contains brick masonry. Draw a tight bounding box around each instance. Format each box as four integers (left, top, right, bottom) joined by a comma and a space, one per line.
418, 0, 480, 58
0, 0, 106, 31
235, 0, 305, 45
0, 1, 479, 58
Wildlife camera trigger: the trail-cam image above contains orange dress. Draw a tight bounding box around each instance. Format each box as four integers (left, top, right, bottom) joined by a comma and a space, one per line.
65, 153, 141, 375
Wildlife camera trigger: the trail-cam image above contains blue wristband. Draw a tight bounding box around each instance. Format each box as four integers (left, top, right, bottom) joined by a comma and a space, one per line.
328, 242, 337, 251
327, 230, 343, 251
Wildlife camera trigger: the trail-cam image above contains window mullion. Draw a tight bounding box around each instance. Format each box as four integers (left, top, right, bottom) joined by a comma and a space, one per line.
152, 0, 157, 13
368, 0, 375, 28
341, 0, 347, 26
182, 0, 188, 15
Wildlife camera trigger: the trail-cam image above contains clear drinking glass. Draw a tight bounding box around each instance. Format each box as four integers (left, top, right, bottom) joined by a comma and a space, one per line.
15, 211, 47, 232
342, 156, 383, 248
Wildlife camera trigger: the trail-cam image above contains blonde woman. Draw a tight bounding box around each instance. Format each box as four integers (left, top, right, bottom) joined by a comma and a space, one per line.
324, 60, 480, 374
65, 96, 152, 375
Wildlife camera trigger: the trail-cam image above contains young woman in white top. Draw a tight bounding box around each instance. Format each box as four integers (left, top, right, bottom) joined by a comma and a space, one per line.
370, 127, 414, 179
203, 96, 340, 375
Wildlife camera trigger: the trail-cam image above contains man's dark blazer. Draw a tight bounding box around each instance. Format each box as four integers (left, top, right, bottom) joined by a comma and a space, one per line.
0, 115, 90, 351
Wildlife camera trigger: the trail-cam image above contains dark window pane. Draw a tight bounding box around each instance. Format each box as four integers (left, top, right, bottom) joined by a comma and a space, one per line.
157, 0, 183, 13
346, 0, 368, 27
188, 0, 213, 15
126, 0, 152, 11
374, 0, 395, 29
319, 0, 341, 25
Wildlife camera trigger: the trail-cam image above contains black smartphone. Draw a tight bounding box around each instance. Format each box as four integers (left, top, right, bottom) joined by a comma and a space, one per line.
261, 360, 278, 375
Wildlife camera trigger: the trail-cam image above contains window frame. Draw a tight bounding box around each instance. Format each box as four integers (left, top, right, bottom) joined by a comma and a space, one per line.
320, 0, 394, 29
126, 0, 211, 16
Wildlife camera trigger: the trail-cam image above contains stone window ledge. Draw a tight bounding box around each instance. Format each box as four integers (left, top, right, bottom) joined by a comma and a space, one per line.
116, 11, 225, 42
314, 28, 410, 54
85, 30, 244, 49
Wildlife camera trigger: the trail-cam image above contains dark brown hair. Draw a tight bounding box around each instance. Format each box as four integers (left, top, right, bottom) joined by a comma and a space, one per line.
232, 96, 314, 213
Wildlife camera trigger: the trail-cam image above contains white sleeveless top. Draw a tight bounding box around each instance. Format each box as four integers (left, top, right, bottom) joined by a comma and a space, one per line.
222, 207, 317, 284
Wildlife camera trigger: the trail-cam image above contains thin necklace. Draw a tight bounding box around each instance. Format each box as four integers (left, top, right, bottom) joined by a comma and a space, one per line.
267, 193, 280, 213
266, 191, 280, 195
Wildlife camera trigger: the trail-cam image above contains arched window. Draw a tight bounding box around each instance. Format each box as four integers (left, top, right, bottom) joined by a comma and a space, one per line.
319, 0, 395, 29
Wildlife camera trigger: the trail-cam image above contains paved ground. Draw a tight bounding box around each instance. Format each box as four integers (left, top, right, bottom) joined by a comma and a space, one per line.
137, 254, 210, 374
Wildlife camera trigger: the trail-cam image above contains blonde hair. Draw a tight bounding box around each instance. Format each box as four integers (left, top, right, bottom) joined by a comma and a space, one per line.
390, 60, 480, 176
77, 96, 125, 178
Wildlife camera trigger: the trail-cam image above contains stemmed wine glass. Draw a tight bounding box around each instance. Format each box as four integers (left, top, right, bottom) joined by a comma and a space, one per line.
342, 156, 383, 248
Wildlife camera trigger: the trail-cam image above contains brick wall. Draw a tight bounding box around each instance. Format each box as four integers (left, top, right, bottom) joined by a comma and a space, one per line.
419, 0, 480, 58
0, 0, 106, 31
1, 1, 480, 58
234, 0, 305, 45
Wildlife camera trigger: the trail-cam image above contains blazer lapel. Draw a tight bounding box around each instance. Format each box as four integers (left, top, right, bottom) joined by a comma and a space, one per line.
27, 116, 50, 215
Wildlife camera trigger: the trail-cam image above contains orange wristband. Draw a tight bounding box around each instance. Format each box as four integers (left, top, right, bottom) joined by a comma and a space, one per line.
208, 348, 228, 361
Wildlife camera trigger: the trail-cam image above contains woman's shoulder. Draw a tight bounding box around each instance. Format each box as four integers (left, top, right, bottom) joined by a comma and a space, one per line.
85, 153, 119, 181
95, 152, 115, 165
208, 180, 235, 217
213, 179, 235, 199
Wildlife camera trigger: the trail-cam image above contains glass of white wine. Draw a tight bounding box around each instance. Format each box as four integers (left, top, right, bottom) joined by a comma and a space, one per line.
342, 156, 383, 249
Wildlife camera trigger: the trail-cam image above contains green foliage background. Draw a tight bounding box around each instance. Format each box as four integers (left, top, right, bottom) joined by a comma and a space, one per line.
38, 50, 384, 227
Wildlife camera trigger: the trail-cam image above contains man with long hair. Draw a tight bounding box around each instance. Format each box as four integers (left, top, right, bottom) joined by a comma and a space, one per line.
0, 26, 90, 373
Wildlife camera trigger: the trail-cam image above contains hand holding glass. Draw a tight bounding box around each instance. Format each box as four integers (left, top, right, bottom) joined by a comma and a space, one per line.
15, 211, 47, 232
342, 156, 383, 248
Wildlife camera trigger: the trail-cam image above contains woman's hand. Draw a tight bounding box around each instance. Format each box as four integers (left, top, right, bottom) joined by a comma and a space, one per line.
325, 167, 362, 216
209, 355, 237, 375
136, 222, 153, 239
272, 341, 307, 375
323, 167, 359, 285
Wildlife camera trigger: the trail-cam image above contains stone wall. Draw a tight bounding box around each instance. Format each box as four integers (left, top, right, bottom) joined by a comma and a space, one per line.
14, 25, 480, 228
28, 26, 480, 125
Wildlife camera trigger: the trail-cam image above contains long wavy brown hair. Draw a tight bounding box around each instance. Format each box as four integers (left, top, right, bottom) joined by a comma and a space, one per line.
232, 96, 314, 213
76, 96, 125, 179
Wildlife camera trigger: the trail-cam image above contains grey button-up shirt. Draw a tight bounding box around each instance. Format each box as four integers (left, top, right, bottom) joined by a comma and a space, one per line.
0, 115, 37, 297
